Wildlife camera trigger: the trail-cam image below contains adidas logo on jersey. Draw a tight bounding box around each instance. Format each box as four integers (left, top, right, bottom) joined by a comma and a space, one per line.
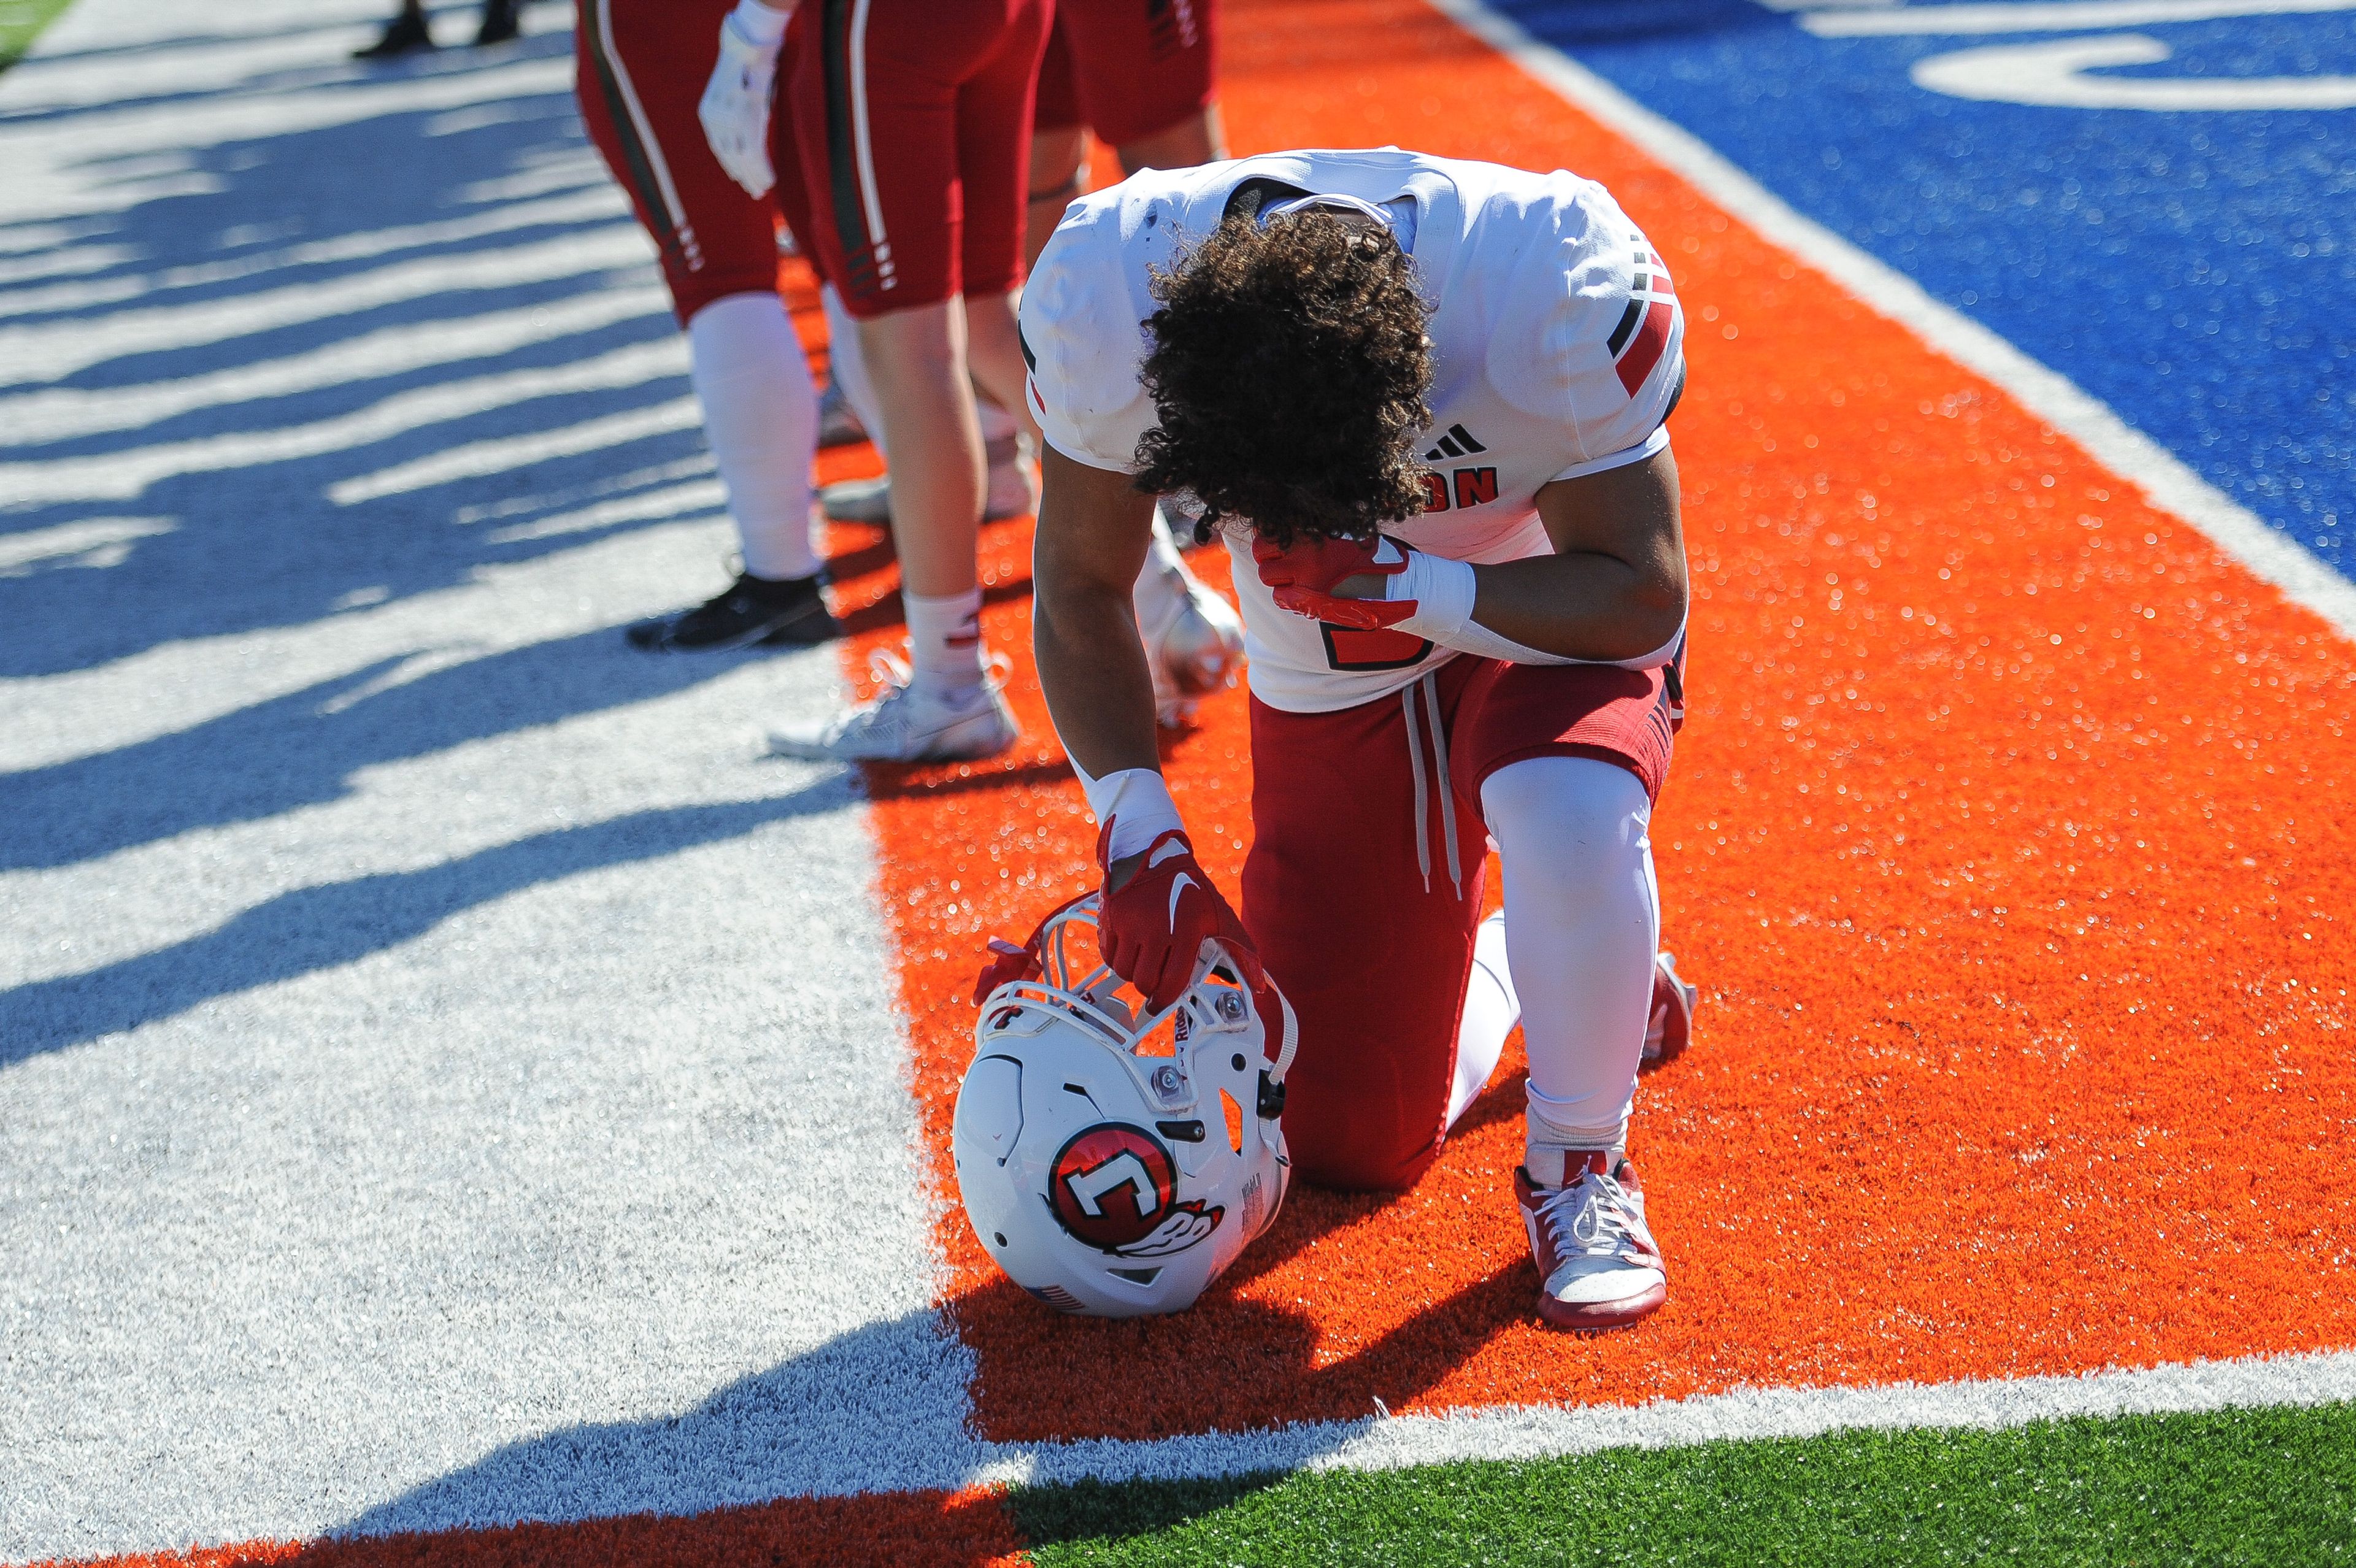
1416, 423, 1497, 513
1422, 423, 1487, 461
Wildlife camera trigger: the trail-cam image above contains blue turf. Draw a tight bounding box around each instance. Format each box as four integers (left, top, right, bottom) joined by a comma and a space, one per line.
1493, 0, 2356, 575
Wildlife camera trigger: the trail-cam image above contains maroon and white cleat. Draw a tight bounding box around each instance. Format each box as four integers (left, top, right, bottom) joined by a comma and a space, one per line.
1644, 951, 1698, 1069
1515, 1155, 1669, 1332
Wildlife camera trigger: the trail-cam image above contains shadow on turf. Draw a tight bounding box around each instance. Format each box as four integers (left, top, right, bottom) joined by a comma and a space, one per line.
3, 628, 778, 872
0, 21, 749, 680
0, 770, 858, 1063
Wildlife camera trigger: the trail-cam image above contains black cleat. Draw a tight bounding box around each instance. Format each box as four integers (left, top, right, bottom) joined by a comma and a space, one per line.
353, 9, 436, 58
625, 571, 839, 653
474, 0, 524, 45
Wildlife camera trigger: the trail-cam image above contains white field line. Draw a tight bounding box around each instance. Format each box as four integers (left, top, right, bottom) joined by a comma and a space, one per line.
0, 337, 686, 505
485, 477, 727, 544
1803, 0, 2356, 35
0, 29, 361, 114
0, 55, 577, 226
0, 242, 136, 288
0, 283, 665, 445
971, 1348, 2356, 1489
0, 227, 651, 387
329, 395, 704, 504
1424, 0, 2356, 644
0, 187, 622, 320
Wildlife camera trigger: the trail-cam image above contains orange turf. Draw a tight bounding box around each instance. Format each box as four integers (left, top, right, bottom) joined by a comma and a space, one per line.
829, 0, 2356, 1445
29, 1491, 1025, 1568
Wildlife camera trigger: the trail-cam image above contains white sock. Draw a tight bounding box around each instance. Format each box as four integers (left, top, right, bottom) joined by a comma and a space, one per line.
820, 283, 885, 461
903, 587, 985, 693
976, 393, 1018, 448
1447, 911, 1516, 1130
687, 293, 820, 582
1480, 756, 1659, 1188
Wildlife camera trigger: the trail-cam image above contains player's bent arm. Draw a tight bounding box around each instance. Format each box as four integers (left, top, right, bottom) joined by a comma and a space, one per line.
1337, 446, 1687, 664
1481, 445, 1687, 660
1032, 443, 1165, 785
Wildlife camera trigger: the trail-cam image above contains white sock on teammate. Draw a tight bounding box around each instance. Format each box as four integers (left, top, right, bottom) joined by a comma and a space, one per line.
820, 283, 887, 459
687, 292, 821, 582
1447, 910, 1517, 1129
1480, 755, 1660, 1186
903, 586, 987, 694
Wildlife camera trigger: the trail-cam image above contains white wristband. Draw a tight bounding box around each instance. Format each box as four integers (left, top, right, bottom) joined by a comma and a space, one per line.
730, 0, 790, 48
1081, 768, 1185, 866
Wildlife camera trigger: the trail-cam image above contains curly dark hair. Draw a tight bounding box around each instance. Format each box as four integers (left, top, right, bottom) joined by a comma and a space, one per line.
1132, 211, 1434, 547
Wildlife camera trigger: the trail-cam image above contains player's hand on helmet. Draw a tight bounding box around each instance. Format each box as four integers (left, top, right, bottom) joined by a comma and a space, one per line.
1253, 533, 1416, 631
699, 6, 782, 198
1098, 826, 1262, 1015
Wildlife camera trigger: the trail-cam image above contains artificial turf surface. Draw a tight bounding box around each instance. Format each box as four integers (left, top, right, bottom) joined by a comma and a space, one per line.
0, 0, 73, 69
1011, 1401, 2356, 1566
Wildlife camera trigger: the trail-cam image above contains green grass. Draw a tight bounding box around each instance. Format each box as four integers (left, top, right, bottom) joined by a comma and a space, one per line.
0, 0, 74, 71
1013, 1402, 2356, 1566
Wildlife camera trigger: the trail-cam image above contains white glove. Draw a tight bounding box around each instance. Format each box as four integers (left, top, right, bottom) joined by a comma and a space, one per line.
699, 3, 784, 199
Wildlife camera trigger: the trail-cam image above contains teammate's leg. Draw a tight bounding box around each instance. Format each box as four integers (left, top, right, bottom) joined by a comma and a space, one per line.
576, 0, 834, 653
764, 0, 1047, 761
686, 292, 822, 586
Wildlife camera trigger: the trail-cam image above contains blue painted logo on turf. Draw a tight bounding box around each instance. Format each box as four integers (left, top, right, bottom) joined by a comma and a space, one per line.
1492, 0, 2356, 574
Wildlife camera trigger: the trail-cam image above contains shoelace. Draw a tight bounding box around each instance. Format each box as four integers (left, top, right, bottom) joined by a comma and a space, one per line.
1535, 1170, 1646, 1262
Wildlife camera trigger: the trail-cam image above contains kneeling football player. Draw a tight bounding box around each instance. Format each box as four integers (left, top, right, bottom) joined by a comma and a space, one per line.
1026, 150, 1695, 1329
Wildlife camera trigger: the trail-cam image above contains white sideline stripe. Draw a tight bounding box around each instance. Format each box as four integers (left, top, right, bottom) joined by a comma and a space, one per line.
0, 222, 103, 258
0, 31, 361, 114
1424, 0, 2356, 645
329, 396, 704, 504
484, 477, 727, 543
0, 339, 687, 505
0, 188, 621, 320
0, 56, 578, 226
0, 227, 650, 388
1803, 0, 2356, 34
0, 283, 665, 445
969, 1349, 2356, 1489
0, 515, 172, 574
0, 242, 136, 288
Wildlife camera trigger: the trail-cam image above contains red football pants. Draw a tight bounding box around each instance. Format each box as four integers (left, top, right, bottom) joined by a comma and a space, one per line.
1243, 651, 1682, 1191
1034, 0, 1220, 145
772, 0, 1050, 318
575, 0, 779, 325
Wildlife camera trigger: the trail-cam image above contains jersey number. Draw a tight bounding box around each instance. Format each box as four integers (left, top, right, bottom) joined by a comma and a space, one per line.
1322, 623, 1433, 672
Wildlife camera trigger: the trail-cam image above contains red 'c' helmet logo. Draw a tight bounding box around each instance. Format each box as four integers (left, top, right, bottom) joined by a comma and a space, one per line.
1049, 1123, 1177, 1252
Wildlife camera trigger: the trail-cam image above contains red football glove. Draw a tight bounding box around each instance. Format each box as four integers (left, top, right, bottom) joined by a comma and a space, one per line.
1098, 824, 1263, 1014
1252, 534, 1415, 631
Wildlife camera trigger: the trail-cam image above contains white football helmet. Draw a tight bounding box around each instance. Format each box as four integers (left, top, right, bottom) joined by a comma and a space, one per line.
953, 894, 1296, 1317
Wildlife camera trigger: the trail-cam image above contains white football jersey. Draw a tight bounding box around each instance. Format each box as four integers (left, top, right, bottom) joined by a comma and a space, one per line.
1023, 148, 1687, 714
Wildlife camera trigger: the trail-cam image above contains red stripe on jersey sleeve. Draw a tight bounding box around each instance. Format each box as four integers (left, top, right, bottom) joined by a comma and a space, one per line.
1615, 299, 1674, 396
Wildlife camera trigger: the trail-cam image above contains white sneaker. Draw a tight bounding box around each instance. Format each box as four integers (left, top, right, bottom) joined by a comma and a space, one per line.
764, 652, 1018, 763
1135, 502, 1244, 726
1515, 1156, 1668, 1331
819, 437, 1038, 524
